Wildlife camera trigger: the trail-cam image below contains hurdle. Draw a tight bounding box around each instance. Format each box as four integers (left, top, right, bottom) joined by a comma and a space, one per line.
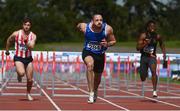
49, 52, 88, 98
102, 54, 145, 99
0, 51, 5, 86
105, 56, 128, 91
157, 56, 180, 99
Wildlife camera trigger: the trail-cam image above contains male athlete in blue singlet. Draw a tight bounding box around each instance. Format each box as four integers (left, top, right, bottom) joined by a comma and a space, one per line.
77, 14, 116, 103
136, 20, 166, 97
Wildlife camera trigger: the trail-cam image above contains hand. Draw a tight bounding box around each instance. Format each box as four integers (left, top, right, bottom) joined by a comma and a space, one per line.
5, 51, 10, 55
144, 39, 151, 45
100, 39, 108, 47
24, 36, 28, 44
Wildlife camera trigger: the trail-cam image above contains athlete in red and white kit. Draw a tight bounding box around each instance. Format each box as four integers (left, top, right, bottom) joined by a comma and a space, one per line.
5, 17, 37, 101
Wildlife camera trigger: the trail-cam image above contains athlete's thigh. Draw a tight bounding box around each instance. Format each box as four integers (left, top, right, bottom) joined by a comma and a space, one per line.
148, 57, 157, 74
94, 72, 102, 79
15, 61, 26, 74
94, 54, 105, 73
84, 55, 94, 66
26, 62, 33, 80
139, 56, 148, 78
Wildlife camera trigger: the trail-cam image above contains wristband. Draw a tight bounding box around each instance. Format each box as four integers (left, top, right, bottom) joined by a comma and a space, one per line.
5, 51, 10, 55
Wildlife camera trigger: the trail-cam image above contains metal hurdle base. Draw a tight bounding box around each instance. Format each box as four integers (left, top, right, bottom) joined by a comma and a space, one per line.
52, 94, 88, 97
50, 75, 89, 98
47, 87, 78, 90
103, 78, 145, 99
1, 93, 41, 96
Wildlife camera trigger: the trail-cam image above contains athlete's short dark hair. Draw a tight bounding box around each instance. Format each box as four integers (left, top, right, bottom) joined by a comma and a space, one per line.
23, 17, 32, 25
92, 14, 103, 20
146, 20, 156, 28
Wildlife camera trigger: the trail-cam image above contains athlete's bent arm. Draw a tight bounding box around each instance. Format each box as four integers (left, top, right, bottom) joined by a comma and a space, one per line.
26, 34, 37, 49
107, 25, 116, 47
101, 25, 116, 47
136, 33, 149, 51
6, 31, 17, 54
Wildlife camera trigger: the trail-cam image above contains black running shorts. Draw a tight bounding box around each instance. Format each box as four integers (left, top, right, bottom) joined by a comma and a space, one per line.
139, 55, 157, 80
14, 55, 33, 67
82, 49, 105, 73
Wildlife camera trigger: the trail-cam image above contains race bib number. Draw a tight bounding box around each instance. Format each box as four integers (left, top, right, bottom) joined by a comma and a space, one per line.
143, 45, 154, 54
87, 41, 101, 51
19, 44, 27, 51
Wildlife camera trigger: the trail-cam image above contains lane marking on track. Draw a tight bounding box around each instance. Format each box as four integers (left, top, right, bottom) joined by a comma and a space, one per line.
61, 81, 130, 111
107, 86, 180, 108
0, 79, 10, 91
133, 81, 180, 96
36, 83, 61, 111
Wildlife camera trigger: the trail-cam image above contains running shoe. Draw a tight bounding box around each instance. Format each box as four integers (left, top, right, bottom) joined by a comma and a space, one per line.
27, 93, 34, 101
153, 90, 157, 98
87, 92, 94, 103
94, 91, 98, 102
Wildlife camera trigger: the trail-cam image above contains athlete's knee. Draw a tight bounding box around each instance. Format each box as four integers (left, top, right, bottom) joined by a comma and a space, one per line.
86, 62, 93, 71
152, 73, 157, 78
141, 77, 146, 82
27, 78, 33, 83
17, 71, 25, 77
140, 73, 147, 82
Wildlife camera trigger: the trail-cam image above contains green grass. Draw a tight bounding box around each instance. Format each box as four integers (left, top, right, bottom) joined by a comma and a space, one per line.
164, 41, 180, 48
34, 42, 84, 51
159, 77, 180, 84
34, 40, 180, 51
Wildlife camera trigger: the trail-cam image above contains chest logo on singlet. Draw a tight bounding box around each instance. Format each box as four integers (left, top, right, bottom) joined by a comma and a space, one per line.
87, 41, 101, 51
143, 45, 154, 54
19, 44, 27, 51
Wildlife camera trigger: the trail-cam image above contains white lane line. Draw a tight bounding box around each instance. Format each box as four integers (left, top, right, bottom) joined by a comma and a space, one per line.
63, 81, 130, 111
36, 83, 61, 111
107, 86, 180, 108
0, 79, 10, 91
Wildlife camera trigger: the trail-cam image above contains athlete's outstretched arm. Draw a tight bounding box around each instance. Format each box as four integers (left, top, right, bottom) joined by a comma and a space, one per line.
26, 33, 37, 49
6, 31, 17, 54
77, 23, 87, 33
158, 35, 166, 60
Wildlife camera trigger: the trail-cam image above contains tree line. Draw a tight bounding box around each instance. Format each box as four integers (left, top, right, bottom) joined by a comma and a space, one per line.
0, 0, 179, 47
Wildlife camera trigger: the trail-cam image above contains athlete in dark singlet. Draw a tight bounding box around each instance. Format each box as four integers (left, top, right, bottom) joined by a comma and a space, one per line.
77, 14, 116, 103
136, 20, 166, 97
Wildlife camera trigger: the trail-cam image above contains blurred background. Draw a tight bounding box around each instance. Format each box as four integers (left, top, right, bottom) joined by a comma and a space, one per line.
0, 0, 179, 51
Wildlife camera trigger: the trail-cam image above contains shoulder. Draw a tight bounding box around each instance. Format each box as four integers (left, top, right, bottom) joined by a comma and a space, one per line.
31, 32, 37, 39
139, 32, 146, 39
105, 24, 113, 34
11, 30, 20, 37
106, 24, 113, 30
31, 32, 36, 36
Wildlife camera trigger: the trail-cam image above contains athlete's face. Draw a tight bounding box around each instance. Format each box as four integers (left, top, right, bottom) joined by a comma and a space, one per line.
92, 15, 103, 28
147, 23, 156, 32
23, 22, 31, 32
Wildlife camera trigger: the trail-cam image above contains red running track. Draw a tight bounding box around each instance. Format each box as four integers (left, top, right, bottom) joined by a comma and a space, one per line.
0, 78, 180, 111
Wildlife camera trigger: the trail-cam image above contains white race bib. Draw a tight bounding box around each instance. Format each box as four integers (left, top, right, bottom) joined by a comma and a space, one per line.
87, 41, 101, 51
19, 44, 27, 51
